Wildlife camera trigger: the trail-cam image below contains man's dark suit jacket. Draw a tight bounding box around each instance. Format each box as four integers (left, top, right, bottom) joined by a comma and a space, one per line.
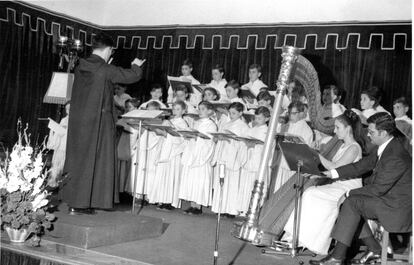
335, 138, 412, 233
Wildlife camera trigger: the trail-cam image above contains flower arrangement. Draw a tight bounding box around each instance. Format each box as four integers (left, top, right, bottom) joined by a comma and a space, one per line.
0, 120, 55, 245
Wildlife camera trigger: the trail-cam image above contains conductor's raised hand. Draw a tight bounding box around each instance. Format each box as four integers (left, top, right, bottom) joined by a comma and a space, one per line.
131, 58, 146, 67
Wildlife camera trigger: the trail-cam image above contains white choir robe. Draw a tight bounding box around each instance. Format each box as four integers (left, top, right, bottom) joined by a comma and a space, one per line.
167, 75, 201, 106
179, 118, 217, 206
242, 79, 267, 97
139, 99, 167, 109
208, 79, 227, 100
211, 118, 249, 215
238, 124, 270, 214
183, 100, 198, 128
273, 119, 313, 193
395, 115, 412, 125
148, 118, 188, 207
128, 129, 164, 198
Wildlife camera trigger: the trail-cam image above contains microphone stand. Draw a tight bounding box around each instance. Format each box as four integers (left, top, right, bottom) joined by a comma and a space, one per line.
213, 164, 225, 265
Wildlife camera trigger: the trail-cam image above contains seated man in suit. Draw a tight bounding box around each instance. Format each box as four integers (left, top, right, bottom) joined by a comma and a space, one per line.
310, 112, 412, 265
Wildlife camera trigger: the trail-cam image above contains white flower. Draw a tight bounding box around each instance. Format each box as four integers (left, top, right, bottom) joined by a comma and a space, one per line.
5, 178, 24, 193
31, 192, 49, 211
20, 181, 32, 192
31, 176, 45, 196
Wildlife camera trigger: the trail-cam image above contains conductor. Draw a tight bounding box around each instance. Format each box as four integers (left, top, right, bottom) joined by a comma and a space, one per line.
61, 33, 146, 214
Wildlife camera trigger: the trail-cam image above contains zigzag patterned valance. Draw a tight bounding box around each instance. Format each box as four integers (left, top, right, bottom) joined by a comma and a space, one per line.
1, 1, 411, 51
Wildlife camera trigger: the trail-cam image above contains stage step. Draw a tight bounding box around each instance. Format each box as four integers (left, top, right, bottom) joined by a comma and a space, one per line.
46, 206, 163, 249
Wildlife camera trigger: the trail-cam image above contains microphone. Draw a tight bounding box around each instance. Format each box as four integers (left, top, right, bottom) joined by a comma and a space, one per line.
219, 163, 225, 186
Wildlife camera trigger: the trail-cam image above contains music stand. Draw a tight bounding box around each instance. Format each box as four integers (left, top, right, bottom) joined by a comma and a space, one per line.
262, 142, 322, 260
122, 109, 164, 213
43, 72, 74, 120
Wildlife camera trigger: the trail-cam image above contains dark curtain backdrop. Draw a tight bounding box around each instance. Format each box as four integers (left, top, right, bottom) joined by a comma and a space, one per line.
0, 1, 412, 148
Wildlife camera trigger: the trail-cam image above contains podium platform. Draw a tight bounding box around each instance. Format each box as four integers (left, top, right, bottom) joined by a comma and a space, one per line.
46, 205, 164, 249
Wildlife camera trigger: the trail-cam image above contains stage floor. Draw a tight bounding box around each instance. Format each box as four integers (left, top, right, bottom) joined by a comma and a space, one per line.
2, 202, 320, 265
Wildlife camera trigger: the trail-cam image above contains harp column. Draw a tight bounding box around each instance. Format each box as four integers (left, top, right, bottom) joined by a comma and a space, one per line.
232, 46, 300, 243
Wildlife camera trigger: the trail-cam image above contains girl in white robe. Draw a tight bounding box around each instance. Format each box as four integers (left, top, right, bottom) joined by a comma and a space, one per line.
179, 101, 218, 214
273, 101, 314, 192
211, 102, 250, 216
283, 110, 364, 255
47, 103, 70, 187
351, 86, 390, 124
148, 101, 189, 209
128, 101, 164, 202
208, 65, 227, 100
238, 107, 271, 215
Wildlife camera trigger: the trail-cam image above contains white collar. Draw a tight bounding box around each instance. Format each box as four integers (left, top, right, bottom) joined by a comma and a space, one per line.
377, 137, 393, 158
395, 115, 410, 121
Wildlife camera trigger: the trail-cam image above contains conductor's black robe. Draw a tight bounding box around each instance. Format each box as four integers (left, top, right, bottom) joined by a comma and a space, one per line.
61, 54, 142, 209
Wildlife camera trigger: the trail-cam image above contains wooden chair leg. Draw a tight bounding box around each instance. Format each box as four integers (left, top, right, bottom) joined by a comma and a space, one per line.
382, 230, 389, 265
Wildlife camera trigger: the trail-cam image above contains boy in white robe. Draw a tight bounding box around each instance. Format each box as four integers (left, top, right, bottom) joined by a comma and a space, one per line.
273, 101, 314, 192
47, 102, 70, 187
113, 84, 132, 116
173, 85, 198, 128
393, 97, 412, 124
148, 101, 189, 209
241, 64, 268, 97
179, 101, 218, 215
208, 64, 227, 100
167, 59, 201, 106
238, 106, 271, 215
140, 83, 167, 109
211, 102, 250, 217
116, 99, 140, 193
128, 101, 164, 203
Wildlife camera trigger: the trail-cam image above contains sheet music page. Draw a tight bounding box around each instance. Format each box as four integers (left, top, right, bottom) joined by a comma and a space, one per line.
46, 72, 72, 97
122, 109, 163, 119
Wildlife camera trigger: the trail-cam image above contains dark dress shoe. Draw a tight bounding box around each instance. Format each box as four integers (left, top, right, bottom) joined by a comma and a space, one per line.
351, 250, 381, 264
309, 255, 345, 265
189, 208, 202, 215
183, 207, 194, 214
68, 207, 96, 215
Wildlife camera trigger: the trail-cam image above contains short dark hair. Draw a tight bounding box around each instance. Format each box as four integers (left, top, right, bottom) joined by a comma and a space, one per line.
255, 106, 271, 118
324, 84, 342, 103
288, 100, 306, 113
125, 98, 140, 108
367, 112, 396, 136
198, 100, 214, 110
151, 83, 163, 92
257, 91, 274, 105
393, 97, 410, 108
182, 59, 193, 68
173, 100, 187, 111
147, 101, 161, 110
92, 33, 114, 50
225, 80, 240, 91
361, 86, 383, 108
175, 84, 188, 94
249, 64, 262, 72
212, 64, 225, 74
203, 87, 220, 101
229, 102, 245, 113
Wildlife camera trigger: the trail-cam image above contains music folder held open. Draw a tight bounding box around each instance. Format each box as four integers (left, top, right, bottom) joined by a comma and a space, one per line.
278, 142, 325, 176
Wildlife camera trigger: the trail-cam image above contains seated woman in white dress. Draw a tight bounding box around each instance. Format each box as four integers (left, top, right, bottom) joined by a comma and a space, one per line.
283, 109, 366, 255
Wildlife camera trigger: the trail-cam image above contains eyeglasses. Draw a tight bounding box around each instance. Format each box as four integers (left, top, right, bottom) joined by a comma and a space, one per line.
288, 111, 301, 115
